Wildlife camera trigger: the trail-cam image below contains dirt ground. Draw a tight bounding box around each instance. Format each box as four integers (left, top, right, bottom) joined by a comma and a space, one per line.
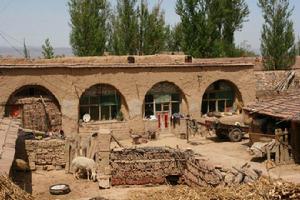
31, 133, 300, 200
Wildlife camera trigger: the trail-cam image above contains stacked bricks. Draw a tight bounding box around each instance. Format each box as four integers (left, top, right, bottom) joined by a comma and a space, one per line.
16, 97, 62, 132
110, 147, 186, 186
25, 139, 65, 170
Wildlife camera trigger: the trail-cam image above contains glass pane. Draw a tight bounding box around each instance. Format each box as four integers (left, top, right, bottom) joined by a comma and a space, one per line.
101, 106, 110, 120
80, 96, 89, 105
172, 103, 180, 114
155, 104, 162, 112
209, 101, 216, 112
90, 106, 99, 120
201, 101, 208, 114
209, 93, 216, 99
90, 96, 99, 104
171, 94, 180, 101
79, 106, 89, 120
163, 103, 169, 111
101, 95, 118, 105
145, 104, 154, 118
155, 94, 171, 103
145, 95, 154, 103
218, 100, 225, 112
111, 105, 118, 119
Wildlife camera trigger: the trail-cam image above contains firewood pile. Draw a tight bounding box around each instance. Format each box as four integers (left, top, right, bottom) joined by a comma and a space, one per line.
0, 175, 34, 200
129, 177, 300, 200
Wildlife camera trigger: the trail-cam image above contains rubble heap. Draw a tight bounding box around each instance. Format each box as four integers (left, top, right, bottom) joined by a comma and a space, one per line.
0, 175, 33, 200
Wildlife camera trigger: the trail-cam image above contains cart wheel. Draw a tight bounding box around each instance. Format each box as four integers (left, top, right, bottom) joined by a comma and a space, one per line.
229, 128, 243, 142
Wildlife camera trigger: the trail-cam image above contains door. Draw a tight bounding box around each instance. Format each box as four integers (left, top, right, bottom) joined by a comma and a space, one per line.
156, 103, 170, 129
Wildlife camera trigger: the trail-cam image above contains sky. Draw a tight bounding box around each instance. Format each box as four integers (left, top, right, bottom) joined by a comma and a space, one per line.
0, 0, 299, 53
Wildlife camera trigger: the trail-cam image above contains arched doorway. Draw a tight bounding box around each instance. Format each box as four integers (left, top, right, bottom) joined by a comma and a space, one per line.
144, 82, 188, 129
201, 80, 243, 115
79, 84, 128, 122
5, 85, 62, 132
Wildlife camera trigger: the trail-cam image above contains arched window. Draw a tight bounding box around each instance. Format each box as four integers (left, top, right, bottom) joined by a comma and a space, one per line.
79, 84, 124, 121
144, 82, 182, 119
201, 80, 242, 114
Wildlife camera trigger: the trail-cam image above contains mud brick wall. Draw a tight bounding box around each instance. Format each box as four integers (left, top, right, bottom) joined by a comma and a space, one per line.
16, 97, 62, 132
184, 156, 225, 187
25, 139, 66, 170
110, 147, 186, 186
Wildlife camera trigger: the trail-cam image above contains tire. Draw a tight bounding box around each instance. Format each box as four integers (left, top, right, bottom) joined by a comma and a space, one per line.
49, 184, 71, 195
229, 128, 243, 142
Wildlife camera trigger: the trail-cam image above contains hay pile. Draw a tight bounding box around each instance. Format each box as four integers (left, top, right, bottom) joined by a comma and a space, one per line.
129, 177, 300, 200
0, 174, 34, 200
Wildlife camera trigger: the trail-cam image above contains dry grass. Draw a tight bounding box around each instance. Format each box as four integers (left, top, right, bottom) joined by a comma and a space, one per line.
129, 177, 300, 200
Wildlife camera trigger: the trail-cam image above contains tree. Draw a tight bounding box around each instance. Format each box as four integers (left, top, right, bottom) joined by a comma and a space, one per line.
165, 23, 183, 53
111, 0, 139, 55
138, 1, 167, 55
297, 37, 300, 56
176, 0, 249, 58
259, 0, 296, 70
222, 0, 249, 56
42, 38, 55, 59
23, 39, 30, 59
68, 0, 110, 56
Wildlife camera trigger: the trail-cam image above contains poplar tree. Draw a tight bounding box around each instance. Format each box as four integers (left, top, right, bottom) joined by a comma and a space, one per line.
259, 0, 296, 70
111, 0, 139, 55
138, 1, 166, 55
297, 38, 300, 55
176, 0, 249, 58
42, 38, 55, 59
68, 0, 110, 56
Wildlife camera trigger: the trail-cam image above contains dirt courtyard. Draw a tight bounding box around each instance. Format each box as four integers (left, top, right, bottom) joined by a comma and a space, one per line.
31, 133, 300, 200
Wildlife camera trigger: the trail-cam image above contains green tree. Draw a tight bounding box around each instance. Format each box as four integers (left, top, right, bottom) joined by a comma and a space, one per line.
297, 37, 300, 55
68, 0, 110, 56
222, 0, 249, 56
23, 39, 30, 59
259, 0, 296, 70
111, 0, 139, 55
138, 1, 167, 55
165, 23, 183, 52
176, 0, 249, 58
42, 38, 55, 59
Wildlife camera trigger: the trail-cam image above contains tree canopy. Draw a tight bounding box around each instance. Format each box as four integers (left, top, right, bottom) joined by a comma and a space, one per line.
69, 0, 110, 56
42, 38, 55, 59
259, 0, 296, 70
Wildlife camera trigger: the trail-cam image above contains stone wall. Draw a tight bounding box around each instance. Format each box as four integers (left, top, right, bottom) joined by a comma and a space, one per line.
25, 139, 66, 170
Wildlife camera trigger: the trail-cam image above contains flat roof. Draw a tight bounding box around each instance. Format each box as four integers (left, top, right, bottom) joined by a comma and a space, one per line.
0, 55, 254, 69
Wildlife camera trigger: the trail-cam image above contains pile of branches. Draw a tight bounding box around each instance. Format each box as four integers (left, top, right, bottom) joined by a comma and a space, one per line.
0, 174, 33, 200
129, 177, 300, 200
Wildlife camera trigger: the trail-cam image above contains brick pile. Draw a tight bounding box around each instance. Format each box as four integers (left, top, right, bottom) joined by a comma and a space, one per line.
16, 97, 61, 132
25, 139, 65, 170
110, 147, 186, 186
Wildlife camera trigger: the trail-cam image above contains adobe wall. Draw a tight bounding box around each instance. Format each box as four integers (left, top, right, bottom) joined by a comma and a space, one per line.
25, 139, 66, 170
110, 147, 261, 187
0, 64, 255, 137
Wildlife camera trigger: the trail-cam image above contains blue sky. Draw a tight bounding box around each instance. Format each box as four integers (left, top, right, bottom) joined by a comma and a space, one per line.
0, 0, 299, 52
